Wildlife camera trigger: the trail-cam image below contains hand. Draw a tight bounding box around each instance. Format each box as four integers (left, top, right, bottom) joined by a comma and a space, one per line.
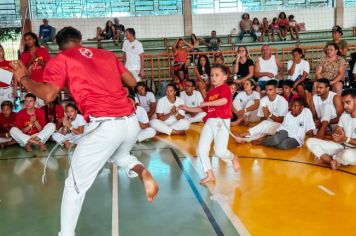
262, 106, 270, 118
178, 105, 188, 111
332, 128, 346, 143
314, 119, 321, 128
237, 109, 245, 117
266, 72, 274, 78
30, 115, 36, 123
10, 60, 29, 83
63, 116, 71, 128
199, 102, 208, 108
170, 106, 177, 115
139, 69, 145, 78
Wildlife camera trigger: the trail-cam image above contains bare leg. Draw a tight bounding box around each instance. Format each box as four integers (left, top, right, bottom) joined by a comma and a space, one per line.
231, 117, 243, 127
171, 130, 186, 135
320, 154, 333, 166
232, 155, 240, 172
200, 169, 215, 185
131, 164, 159, 203
331, 160, 341, 169
316, 121, 329, 139
24, 143, 32, 152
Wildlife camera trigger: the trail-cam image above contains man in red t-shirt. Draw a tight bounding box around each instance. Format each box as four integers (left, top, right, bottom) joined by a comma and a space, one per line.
10, 26, 158, 236
10, 93, 55, 152
0, 100, 17, 146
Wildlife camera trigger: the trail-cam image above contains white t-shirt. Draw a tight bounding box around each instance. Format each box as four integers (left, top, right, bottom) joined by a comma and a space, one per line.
233, 91, 260, 108
287, 59, 310, 81
277, 108, 315, 145
338, 112, 356, 148
136, 105, 149, 124
156, 96, 185, 117
258, 55, 278, 82
180, 90, 204, 108
70, 114, 87, 129
257, 95, 288, 121
122, 39, 144, 71
135, 91, 156, 112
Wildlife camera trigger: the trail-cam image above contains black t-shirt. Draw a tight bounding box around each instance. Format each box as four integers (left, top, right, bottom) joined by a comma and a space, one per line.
235, 59, 254, 77
114, 24, 125, 32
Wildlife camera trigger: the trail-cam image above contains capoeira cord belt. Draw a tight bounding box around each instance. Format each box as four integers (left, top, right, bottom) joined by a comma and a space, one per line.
41, 122, 105, 194
221, 119, 240, 140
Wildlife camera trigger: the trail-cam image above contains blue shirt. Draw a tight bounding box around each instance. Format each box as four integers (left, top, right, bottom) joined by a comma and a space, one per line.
39, 25, 52, 38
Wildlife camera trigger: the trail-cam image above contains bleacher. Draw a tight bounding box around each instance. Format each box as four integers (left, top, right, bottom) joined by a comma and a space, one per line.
45, 27, 356, 92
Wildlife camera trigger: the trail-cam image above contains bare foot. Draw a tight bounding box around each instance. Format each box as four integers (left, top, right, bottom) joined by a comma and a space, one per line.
234, 136, 245, 144
24, 143, 32, 152
63, 141, 71, 149
232, 155, 240, 172
331, 160, 341, 170
200, 174, 216, 185
242, 116, 249, 126
314, 157, 323, 164
171, 130, 186, 135
251, 138, 264, 145
28, 138, 40, 145
141, 169, 159, 203
38, 142, 46, 152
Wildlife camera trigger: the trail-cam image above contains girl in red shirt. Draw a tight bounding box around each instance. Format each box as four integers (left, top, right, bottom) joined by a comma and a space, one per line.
278, 12, 289, 40
179, 64, 240, 184
0, 45, 18, 103
172, 38, 192, 78
20, 32, 51, 83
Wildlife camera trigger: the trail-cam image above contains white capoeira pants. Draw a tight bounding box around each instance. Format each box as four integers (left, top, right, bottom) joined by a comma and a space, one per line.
185, 112, 207, 123
59, 115, 143, 236
0, 87, 14, 104
0, 137, 12, 143
313, 103, 337, 134
233, 99, 260, 122
52, 132, 81, 145
197, 118, 234, 172
246, 120, 281, 141
129, 69, 141, 82
150, 116, 190, 135
9, 123, 56, 146
137, 127, 156, 142
306, 138, 356, 165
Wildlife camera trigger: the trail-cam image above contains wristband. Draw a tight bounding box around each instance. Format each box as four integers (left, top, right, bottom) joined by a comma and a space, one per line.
346, 137, 351, 144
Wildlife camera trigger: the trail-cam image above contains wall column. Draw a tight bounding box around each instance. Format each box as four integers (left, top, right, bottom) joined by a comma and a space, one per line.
20, 0, 31, 33
335, 0, 344, 27
183, 0, 193, 36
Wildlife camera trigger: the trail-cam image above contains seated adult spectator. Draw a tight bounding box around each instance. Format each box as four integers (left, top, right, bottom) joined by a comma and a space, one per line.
254, 45, 283, 91
288, 15, 299, 40
96, 20, 116, 44
10, 93, 55, 152
233, 45, 254, 86
52, 103, 86, 149
307, 89, 355, 169
239, 13, 256, 41
180, 79, 206, 123
204, 31, 221, 51
277, 12, 288, 40
315, 42, 346, 95
309, 79, 343, 139
0, 44, 18, 104
43, 97, 64, 130
0, 101, 16, 146
280, 80, 299, 109
150, 83, 190, 135
134, 82, 156, 120
194, 55, 211, 98
232, 79, 260, 126
235, 80, 288, 143
134, 101, 156, 142
172, 38, 192, 77
39, 19, 53, 45
113, 18, 125, 43
260, 98, 315, 149
287, 47, 310, 105
327, 25, 348, 58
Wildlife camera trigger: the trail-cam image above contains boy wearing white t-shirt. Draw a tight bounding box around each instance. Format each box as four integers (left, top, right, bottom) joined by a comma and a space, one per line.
236, 80, 288, 142
52, 103, 86, 149
180, 79, 206, 123
136, 105, 156, 142
123, 28, 144, 82
150, 83, 190, 135
307, 89, 356, 169
261, 98, 315, 149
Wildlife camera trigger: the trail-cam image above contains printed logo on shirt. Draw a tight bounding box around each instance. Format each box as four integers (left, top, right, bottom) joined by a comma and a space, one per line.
79, 48, 93, 58
208, 93, 219, 101
131, 45, 135, 50
299, 122, 304, 127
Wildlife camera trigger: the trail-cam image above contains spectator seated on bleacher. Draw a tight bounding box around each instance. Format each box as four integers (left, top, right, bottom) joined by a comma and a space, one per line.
288, 15, 299, 40
0, 101, 17, 147
239, 13, 256, 42
252, 18, 262, 42
96, 20, 116, 44
270, 17, 282, 41
328, 25, 348, 58
39, 19, 54, 45
261, 18, 270, 42
315, 42, 346, 95
113, 18, 125, 43
204, 30, 221, 51
194, 55, 211, 98
277, 12, 288, 41
233, 45, 255, 87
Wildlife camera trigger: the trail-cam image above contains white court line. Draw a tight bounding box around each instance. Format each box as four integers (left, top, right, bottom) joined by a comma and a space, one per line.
318, 185, 335, 196
112, 164, 119, 236
156, 137, 250, 236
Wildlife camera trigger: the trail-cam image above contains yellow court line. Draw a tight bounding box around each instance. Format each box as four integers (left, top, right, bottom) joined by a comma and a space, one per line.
155, 137, 251, 236
112, 164, 119, 236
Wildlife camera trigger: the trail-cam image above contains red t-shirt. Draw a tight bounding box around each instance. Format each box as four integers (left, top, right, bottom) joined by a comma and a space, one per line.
20, 47, 51, 82
42, 104, 64, 124
202, 84, 232, 123
283, 92, 299, 106
0, 112, 16, 133
15, 108, 47, 135
42, 47, 134, 120
0, 60, 12, 87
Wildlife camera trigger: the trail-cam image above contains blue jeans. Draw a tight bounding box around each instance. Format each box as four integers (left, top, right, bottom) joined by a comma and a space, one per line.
239, 30, 257, 41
